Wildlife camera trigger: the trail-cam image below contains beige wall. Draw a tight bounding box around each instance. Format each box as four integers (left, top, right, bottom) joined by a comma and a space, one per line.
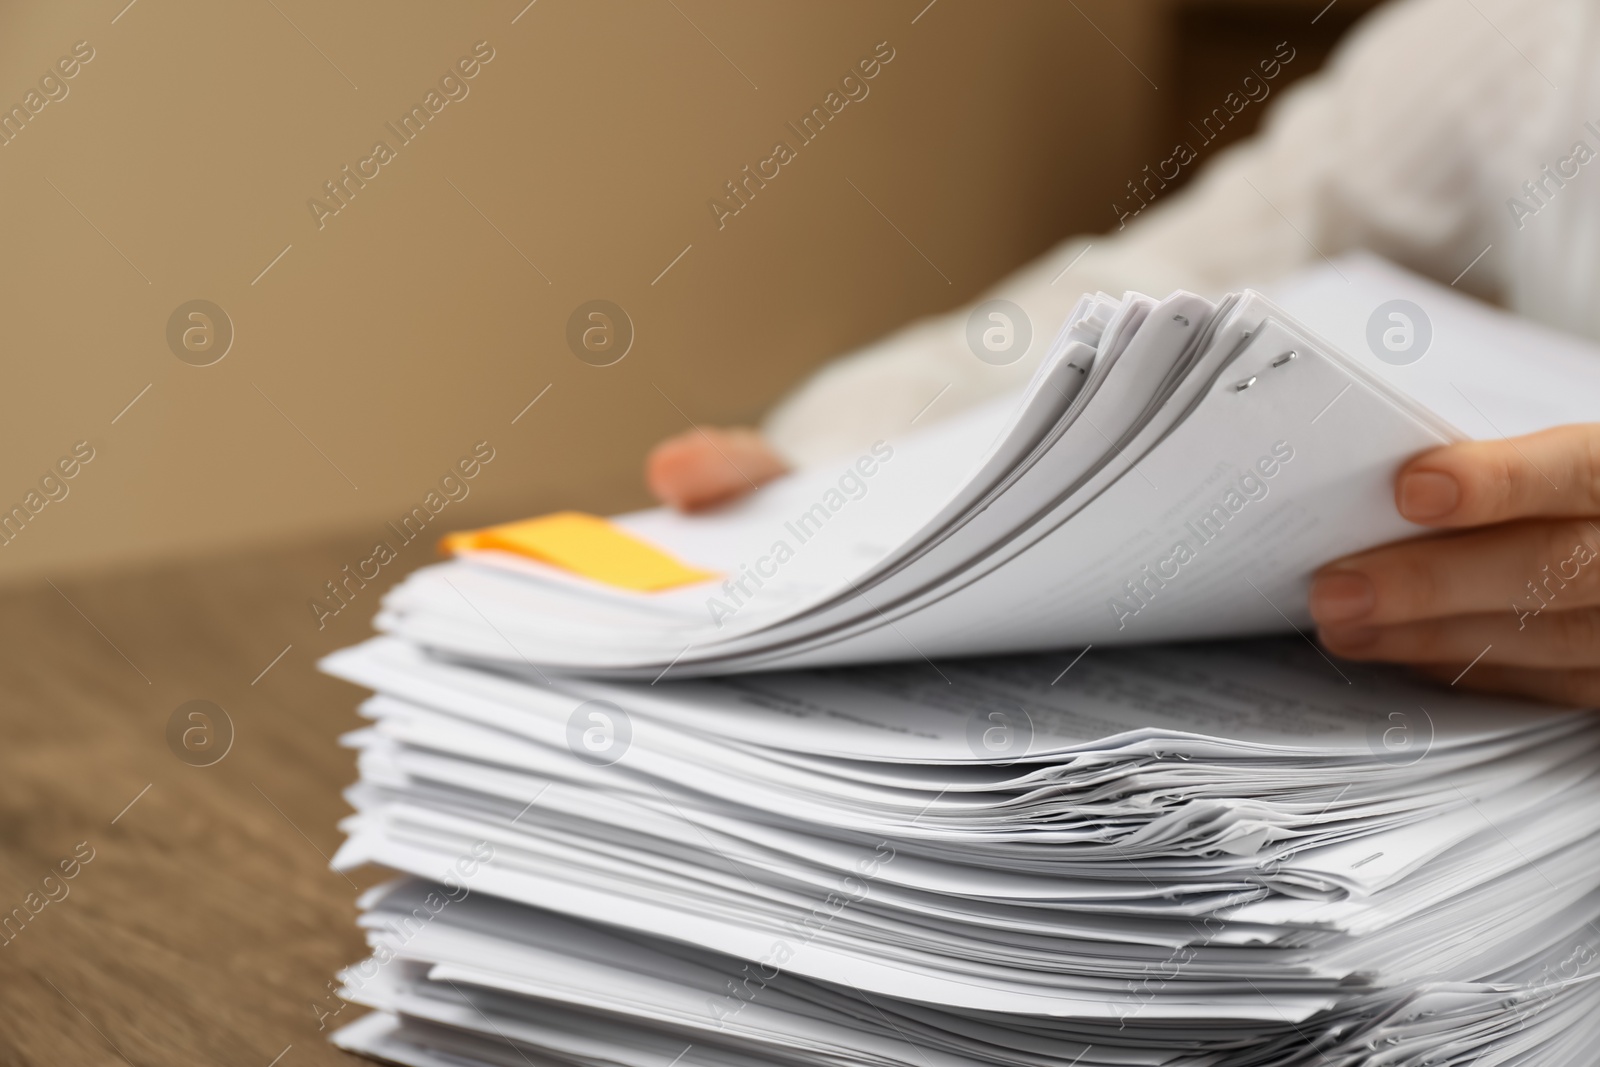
0, 1, 1177, 582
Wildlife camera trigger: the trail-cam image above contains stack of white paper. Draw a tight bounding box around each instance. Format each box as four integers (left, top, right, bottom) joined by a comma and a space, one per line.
322, 636, 1600, 1066
322, 257, 1600, 1065
372, 256, 1597, 679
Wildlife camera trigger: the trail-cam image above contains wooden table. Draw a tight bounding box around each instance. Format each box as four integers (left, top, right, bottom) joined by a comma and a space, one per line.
0, 534, 420, 1065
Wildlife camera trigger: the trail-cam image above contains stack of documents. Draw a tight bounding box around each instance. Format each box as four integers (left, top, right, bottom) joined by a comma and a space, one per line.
372, 255, 1595, 679
324, 637, 1600, 1066
323, 256, 1600, 1066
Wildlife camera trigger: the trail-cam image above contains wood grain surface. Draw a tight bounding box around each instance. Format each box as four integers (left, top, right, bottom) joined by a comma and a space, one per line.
0, 532, 422, 1066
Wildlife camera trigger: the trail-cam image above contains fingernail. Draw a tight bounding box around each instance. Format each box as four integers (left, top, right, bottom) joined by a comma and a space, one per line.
1398, 470, 1460, 520
1309, 572, 1376, 624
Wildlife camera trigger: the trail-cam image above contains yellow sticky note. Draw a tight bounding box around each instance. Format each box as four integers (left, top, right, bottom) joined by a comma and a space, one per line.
440, 512, 717, 592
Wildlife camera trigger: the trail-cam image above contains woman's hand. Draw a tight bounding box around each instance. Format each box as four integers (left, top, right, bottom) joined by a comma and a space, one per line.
646, 426, 789, 512
1312, 425, 1600, 706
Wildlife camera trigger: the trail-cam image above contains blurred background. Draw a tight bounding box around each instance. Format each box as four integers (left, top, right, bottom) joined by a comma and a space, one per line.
0, 0, 1380, 585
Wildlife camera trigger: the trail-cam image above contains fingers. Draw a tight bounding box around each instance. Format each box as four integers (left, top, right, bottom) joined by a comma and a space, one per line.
645, 426, 789, 512
1396, 424, 1600, 527
1315, 422, 1600, 704
1412, 662, 1600, 709
1320, 607, 1600, 669
1310, 520, 1600, 627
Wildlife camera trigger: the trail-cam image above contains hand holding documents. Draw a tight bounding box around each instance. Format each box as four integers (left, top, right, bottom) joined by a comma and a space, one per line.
378, 255, 1598, 679
322, 255, 1600, 1067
